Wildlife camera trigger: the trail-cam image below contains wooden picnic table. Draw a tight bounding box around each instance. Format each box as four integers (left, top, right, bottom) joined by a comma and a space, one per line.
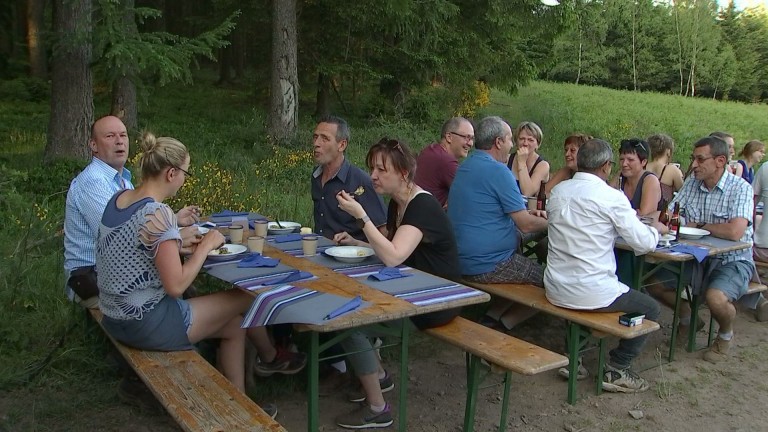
204, 236, 490, 432
615, 235, 751, 360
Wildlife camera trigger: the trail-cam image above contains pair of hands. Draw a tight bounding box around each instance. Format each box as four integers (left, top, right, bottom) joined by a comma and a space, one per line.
176, 205, 226, 255
528, 209, 547, 219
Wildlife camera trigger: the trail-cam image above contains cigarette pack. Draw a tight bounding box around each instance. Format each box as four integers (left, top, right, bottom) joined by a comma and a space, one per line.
619, 312, 645, 327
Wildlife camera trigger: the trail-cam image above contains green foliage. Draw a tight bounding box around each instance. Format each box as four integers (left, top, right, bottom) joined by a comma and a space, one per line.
0, 77, 50, 102
92, 0, 239, 86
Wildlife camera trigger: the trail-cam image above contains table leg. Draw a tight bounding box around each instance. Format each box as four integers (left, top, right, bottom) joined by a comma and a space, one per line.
668, 261, 687, 362
307, 332, 319, 432
398, 320, 410, 432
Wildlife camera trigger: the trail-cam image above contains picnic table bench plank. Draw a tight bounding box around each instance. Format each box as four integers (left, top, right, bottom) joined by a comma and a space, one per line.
424, 317, 567, 432
89, 309, 285, 432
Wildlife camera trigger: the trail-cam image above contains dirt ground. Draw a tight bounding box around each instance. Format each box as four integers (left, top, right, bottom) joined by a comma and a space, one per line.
2, 304, 767, 432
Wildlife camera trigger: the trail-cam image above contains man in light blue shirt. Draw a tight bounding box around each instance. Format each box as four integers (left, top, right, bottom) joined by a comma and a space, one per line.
64, 116, 135, 307
64, 116, 201, 307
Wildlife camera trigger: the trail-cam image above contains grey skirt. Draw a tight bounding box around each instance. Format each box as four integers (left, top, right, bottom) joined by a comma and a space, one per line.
102, 295, 193, 351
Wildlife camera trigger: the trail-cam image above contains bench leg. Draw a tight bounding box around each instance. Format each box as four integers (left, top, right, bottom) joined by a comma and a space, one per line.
566, 322, 580, 405
308, 332, 320, 432
498, 371, 512, 432
668, 261, 688, 361
595, 338, 606, 396
397, 320, 410, 432
463, 353, 482, 432
707, 314, 716, 347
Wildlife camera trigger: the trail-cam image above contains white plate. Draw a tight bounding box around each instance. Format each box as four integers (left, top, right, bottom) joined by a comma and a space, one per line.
324, 246, 375, 263
207, 244, 247, 260
658, 234, 676, 247
197, 226, 210, 235
267, 221, 301, 235
679, 227, 710, 240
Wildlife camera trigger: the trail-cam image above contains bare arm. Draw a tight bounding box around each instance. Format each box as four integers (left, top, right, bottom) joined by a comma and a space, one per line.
545, 168, 572, 196
689, 217, 748, 242
155, 230, 224, 298
638, 174, 662, 217
669, 165, 685, 192
510, 209, 548, 234
515, 158, 550, 197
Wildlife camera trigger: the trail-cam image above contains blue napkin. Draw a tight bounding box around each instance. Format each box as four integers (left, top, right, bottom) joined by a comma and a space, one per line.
324, 295, 362, 320
670, 244, 709, 263
368, 267, 413, 281
237, 253, 280, 268
274, 233, 303, 243
269, 270, 314, 285
212, 209, 249, 218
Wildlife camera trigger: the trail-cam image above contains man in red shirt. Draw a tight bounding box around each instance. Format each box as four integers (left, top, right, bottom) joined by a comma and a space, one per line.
414, 117, 474, 208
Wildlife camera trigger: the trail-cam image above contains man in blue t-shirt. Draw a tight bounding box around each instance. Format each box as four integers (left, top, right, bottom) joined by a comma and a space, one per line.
448, 116, 548, 331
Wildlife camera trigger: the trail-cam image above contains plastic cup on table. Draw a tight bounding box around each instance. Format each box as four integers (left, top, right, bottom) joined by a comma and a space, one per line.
254, 220, 268, 237
229, 226, 244, 244
247, 236, 265, 253
300, 227, 313, 235
302, 235, 319, 257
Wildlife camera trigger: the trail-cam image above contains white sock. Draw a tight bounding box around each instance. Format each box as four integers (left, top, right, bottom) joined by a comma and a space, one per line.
377, 370, 386, 380
331, 361, 347, 373
369, 403, 386, 413
718, 331, 733, 341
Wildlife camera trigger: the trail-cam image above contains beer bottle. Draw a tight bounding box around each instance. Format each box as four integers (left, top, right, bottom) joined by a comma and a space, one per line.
669, 202, 681, 241
536, 181, 546, 211
658, 199, 669, 225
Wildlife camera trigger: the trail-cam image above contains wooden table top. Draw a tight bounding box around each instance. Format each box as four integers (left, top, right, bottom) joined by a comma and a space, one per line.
239, 244, 490, 332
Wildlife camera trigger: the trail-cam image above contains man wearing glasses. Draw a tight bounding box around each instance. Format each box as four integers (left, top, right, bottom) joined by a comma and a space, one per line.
647, 135, 760, 364
413, 117, 474, 208
546, 138, 665, 393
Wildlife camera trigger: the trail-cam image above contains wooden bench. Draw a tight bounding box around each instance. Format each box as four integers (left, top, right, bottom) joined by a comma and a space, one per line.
462, 282, 660, 405
89, 309, 286, 432
424, 317, 566, 432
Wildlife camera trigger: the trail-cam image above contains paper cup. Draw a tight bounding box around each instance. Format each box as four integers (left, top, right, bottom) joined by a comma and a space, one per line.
254, 220, 268, 237
229, 226, 244, 244
302, 235, 319, 257
300, 227, 313, 235
247, 236, 265, 253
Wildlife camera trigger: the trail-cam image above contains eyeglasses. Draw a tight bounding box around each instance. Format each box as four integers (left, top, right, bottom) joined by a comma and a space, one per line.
689, 155, 715, 164
449, 131, 474, 142
621, 139, 647, 153
165, 149, 192, 177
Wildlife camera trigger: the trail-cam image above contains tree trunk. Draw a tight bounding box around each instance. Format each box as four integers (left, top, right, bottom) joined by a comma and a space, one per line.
26, 0, 47, 79
314, 72, 330, 119
45, 0, 93, 162
233, 25, 245, 80
111, 75, 138, 130
631, 5, 637, 91
217, 45, 233, 84
109, 0, 138, 130
268, 0, 298, 144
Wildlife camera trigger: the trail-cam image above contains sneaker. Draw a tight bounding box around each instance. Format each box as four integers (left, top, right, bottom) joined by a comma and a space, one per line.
557, 357, 589, 381
347, 371, 395, 403
703, 336, 732, 363
756, 297, 768, 322
254, 347, 307, 377
601, 365, 649, 393
335, 403, 394, 429
261, 403, 278, 419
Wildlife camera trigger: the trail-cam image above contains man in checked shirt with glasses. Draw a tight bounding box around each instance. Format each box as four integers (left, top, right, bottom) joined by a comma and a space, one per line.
647, 135, 762, 364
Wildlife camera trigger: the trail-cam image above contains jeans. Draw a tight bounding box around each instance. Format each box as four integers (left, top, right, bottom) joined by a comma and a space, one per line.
595, 289, 661, 370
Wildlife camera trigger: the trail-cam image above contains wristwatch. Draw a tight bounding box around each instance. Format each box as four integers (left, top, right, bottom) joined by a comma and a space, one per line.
356, 215, 371, 229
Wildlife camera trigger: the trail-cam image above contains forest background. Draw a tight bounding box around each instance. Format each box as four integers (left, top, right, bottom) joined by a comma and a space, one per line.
2, 0, 768, 430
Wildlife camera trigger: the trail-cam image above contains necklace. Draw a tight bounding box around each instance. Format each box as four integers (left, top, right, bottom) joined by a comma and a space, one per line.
396, 183, 415, 227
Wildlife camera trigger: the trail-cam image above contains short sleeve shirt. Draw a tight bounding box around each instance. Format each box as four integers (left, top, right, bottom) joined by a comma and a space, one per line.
311, 158, 387, 241
413, 143, 458, 207
670, 170, 753, 263
447, 151, 526, 275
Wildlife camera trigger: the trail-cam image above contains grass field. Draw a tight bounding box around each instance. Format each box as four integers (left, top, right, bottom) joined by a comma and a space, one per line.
1, 75, 766, 430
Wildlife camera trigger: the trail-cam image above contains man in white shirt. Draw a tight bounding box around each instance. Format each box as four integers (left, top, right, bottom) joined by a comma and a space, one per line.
545, 138, 666, 393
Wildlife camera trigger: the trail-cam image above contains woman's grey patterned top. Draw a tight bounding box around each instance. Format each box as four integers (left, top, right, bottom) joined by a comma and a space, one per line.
96, 195, 181, 320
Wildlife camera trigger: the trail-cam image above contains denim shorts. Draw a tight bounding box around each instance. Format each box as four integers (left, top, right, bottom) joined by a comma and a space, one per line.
657, 260, 752, 301
176, 298, 193, 331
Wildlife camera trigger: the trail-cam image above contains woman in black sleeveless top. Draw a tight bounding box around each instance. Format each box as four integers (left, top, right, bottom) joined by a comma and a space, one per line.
611, 138, 661, 216
507, 121, 550, 197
